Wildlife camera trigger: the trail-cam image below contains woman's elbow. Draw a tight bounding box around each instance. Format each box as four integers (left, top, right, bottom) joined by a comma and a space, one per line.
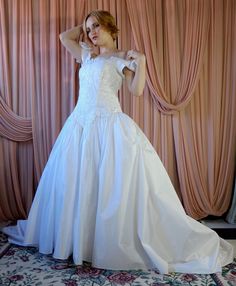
132, 83, 145, 97
128, 78, 145, 97
59, 32, 66, 42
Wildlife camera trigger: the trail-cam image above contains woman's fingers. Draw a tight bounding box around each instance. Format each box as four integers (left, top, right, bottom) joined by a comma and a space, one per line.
127, 49, 135, 59
127, 49, 144, 61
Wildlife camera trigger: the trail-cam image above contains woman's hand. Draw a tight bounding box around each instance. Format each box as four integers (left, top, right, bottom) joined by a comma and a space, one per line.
78, 26, 91, 46
78, 26, 85, 42
78, 26, 99, 56
126, 50, 145, 64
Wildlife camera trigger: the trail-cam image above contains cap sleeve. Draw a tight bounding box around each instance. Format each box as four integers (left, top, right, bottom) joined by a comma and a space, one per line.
78, 41, 92, 64
116, 58, 137, 79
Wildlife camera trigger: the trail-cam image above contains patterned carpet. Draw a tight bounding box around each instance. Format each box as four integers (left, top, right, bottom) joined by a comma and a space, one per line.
0, 232, 235, 285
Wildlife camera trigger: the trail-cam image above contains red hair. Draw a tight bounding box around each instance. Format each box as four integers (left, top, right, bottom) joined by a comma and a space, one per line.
83, 10, 119, 41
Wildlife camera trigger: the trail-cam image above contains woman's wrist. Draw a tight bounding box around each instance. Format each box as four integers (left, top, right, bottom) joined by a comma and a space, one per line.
135, 54, 146, 66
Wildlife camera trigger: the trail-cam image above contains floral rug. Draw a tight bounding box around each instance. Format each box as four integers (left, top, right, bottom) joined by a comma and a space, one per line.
0, 233, 235, 286
0, 231, 10, 259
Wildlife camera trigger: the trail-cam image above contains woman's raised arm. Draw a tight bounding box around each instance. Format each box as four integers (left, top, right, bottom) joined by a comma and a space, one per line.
59, 25, 83, 62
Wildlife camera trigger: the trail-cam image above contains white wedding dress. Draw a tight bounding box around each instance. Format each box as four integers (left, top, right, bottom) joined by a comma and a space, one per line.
3, 44, 233, 274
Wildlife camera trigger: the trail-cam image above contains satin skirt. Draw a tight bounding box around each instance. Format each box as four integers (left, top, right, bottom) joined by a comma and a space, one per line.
3, 111, 234, 274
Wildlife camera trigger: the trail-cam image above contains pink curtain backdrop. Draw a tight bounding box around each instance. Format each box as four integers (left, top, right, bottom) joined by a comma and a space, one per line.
0, 0, 235, 221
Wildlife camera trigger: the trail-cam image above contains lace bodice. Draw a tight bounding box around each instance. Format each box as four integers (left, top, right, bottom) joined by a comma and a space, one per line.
73, 43, 136, 126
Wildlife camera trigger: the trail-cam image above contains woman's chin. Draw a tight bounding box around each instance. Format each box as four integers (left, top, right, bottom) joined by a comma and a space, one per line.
91, 38, 97, 44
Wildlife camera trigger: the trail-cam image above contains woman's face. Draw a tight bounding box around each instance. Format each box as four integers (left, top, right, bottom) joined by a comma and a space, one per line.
86, 16, 112, 46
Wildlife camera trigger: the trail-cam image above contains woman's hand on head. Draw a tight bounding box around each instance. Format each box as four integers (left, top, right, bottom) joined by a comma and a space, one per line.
78, 26, 92, 46
78, 26, 99, 56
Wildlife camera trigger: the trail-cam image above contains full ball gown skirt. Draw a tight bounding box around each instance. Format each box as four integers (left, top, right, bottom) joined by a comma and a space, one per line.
3, 46, 233, 274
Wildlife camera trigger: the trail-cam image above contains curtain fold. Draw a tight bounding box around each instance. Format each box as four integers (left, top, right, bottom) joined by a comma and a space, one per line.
227, 177, 236, 224
0, 0, 235, 221
126, 0, 210, 115
0, 0, 34, 221
171, 0, 236, 218
0, 0, 32, 142
0, 96, 32, 141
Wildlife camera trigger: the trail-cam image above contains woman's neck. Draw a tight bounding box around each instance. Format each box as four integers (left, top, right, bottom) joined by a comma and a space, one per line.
99, 43, 117, 55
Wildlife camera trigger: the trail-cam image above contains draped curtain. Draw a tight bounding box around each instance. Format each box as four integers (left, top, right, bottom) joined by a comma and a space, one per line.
0, 0, 235, 222
227, 177, 236, 224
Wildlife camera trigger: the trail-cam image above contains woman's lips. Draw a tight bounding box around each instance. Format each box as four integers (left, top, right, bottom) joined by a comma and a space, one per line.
92, 36, 98, 41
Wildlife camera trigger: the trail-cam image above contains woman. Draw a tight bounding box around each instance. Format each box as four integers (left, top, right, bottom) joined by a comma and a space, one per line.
3, 10, 233, 274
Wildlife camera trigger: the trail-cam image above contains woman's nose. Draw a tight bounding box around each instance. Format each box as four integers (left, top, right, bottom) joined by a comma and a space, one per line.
91, 26, 96, 32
